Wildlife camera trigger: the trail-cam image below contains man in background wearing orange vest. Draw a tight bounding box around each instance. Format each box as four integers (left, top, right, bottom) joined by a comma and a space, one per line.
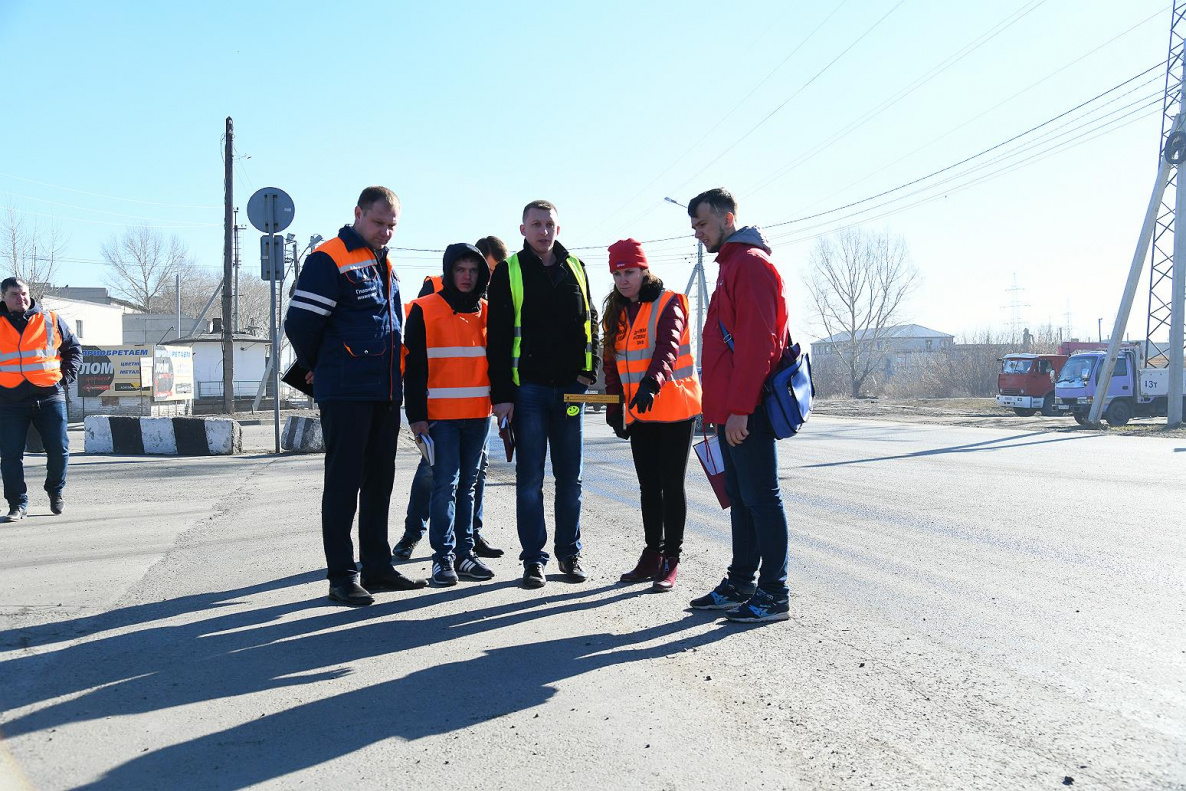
0, 277, 82, 522
402, 243, 496, 586
393, 236, 508, 561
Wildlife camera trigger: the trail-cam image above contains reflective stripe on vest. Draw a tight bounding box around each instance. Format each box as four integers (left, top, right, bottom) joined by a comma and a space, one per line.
506, 253, 592, 386
315, 236, 397, 400
415, 292, 491, 420
614, 291, 702, 425
0, 310, 64, 389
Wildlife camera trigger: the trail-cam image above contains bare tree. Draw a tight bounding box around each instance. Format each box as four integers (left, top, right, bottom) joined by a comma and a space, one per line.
807, 228, 920, 397
1, 205, 68, 289
100, 226, 196, 312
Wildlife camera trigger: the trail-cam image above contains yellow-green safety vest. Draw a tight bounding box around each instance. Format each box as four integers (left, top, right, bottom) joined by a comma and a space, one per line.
506, 253, 592, 385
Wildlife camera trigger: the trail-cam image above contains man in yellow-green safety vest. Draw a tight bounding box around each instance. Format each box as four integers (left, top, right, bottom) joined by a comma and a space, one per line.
486, 199, 599, 590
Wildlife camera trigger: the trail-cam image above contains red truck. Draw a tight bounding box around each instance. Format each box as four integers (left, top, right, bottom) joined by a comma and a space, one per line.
996, 353, 1068, 416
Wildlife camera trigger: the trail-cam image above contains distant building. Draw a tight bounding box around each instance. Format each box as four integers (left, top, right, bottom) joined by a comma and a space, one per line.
40, 295, 124, 346
43, 286, 142, 313
812, 324, 955, 379
123, 313, 211, 344
168, 331, 274, 400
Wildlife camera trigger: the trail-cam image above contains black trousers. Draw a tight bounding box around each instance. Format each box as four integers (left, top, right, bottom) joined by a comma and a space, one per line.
627, 418, 696, 558
319, 400, 399, 583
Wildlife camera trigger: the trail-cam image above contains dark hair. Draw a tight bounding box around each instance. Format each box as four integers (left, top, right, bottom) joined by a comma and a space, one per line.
1, 277, 27, 294
357, 186, 400, 213
688, 188, 736, 218
475, 235, 508, 262
600, 270, 665, 364
522, 199, 557, 222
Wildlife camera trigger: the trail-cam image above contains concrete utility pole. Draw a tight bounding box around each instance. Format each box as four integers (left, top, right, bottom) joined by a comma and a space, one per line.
221, 117, 235, 415
664, 197, 710, 364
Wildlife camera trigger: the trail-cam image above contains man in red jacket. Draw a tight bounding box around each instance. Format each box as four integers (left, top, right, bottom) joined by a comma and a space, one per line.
685, 188, 792, 623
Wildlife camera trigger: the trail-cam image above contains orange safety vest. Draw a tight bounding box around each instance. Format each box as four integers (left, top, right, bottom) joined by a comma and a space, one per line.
424, 274, 444, 294
0, 310, 63, 389
416, 292, 491, 420
614, 291, 701, 425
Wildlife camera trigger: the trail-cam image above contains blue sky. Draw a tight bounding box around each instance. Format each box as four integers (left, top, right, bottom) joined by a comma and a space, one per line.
0, 0, 1174, 343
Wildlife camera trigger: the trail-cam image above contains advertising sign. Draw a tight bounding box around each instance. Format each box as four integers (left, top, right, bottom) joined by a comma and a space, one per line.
76, 345, 194, 401
77, 345, 151, 397
153, 345, 194, 401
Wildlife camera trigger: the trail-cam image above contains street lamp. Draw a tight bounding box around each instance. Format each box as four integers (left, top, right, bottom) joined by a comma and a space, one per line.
663, 197, 708, 365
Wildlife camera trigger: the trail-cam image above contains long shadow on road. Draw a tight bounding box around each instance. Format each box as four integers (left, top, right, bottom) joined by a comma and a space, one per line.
1, 574, 734, 789
802, 430, 1093, 468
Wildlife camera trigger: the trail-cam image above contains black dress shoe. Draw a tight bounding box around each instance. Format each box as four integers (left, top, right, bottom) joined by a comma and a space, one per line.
361, 568, 428, 592
559, 555, 587, 582
328, 580, 374, 606
50, 494, 64, 515
392, 535, 419, 560
1, 506, 26, 523
522, 563, 546, 589
473, 535, 504, 558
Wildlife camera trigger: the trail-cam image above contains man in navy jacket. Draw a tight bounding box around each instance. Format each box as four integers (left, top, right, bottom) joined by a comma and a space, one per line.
285, 186, 427, 605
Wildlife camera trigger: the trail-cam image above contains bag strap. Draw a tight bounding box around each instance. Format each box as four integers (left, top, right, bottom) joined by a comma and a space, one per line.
719, 317, 794, 357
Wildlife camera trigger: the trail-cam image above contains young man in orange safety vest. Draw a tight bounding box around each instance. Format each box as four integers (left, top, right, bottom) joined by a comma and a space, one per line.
402, 243, 495, 586
0, 277, 82, 522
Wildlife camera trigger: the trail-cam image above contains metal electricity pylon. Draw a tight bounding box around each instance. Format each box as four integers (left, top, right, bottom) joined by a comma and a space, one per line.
1091, 1, 1186, 427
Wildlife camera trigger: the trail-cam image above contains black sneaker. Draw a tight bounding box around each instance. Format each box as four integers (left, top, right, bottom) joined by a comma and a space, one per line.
456, 555, 495, 581
431, 558, 458, 587
523, 563, 546, 589
361, 568, 428, 592
328, 579, 374, 606
689, 577, 752, 610
725, 589, 790, 623
49, 495, 64, 515
558, 555, 587, 582
473, 534, 505, 558
392, 534, 420, 560
1, 505, 26, 523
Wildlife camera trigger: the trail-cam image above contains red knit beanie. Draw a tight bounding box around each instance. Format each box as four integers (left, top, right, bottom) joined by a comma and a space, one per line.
607, 238, 649, 272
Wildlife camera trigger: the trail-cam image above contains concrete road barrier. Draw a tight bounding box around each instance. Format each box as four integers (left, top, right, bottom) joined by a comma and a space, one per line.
281, 415, 324, 453
84, 415, 242, 455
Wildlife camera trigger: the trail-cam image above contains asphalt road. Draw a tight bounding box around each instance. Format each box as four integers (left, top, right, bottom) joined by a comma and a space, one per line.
0, 416, 1182, 790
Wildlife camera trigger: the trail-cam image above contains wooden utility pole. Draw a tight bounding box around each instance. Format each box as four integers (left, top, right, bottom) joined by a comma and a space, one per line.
222, 117, 235, 415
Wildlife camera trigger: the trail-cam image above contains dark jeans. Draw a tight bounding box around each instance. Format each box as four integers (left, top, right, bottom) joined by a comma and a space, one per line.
628, 418, 695, 558
319, 400, 399, 584
401, 439, 488, 543
513, 380, 586, 566
427, 417, 489, 563
717, 405, 789, 598
0, 396, 69, 509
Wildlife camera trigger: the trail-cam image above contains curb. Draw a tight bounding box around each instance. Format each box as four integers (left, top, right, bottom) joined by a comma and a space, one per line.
84, 416, 242, 456
281, 416, 324, 453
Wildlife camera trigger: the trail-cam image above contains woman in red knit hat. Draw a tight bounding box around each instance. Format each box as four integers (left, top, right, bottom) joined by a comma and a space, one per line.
602, 239, 702, 592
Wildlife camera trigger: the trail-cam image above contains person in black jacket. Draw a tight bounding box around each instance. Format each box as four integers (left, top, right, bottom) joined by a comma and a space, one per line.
284, 186, 427, 606
0, 278, 82, 522
486, 200, 600, 589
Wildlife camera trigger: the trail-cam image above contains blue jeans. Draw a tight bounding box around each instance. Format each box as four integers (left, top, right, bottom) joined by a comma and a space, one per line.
514, 380, 585, 566
402, 439, 488, 542
0, 396, 69, 510
717, 405, 789, 598
428, 417, 490, 563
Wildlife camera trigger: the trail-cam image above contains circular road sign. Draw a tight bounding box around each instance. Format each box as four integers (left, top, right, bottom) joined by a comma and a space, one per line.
246, 187, 295, 234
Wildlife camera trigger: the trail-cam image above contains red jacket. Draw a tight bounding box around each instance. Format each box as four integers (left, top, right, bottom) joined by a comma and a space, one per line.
700, 226, 790, 423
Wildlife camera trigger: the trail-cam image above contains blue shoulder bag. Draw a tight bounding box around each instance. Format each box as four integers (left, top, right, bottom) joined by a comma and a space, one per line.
720, 320, 814, 439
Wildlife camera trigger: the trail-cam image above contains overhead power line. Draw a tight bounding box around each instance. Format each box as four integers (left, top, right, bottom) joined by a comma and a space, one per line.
0, 171, 221, 210
670, 0, 907, 195
585, 0, 854, 239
